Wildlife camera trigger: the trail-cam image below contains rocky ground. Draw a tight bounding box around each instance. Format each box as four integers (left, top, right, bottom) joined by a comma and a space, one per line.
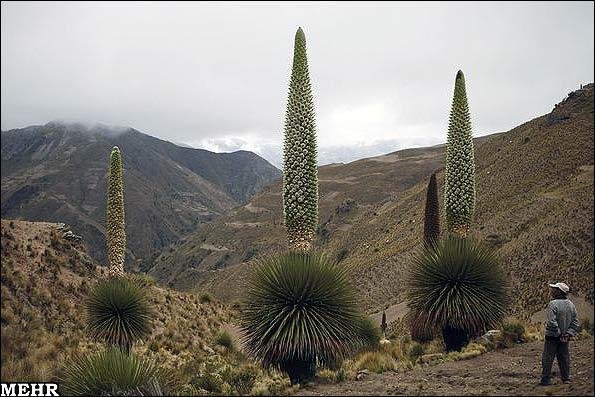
297, 338, 594, 396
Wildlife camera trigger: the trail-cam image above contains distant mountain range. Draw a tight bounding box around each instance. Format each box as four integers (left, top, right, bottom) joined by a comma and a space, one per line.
1, 121, 280, 269
149, 84, 594, 319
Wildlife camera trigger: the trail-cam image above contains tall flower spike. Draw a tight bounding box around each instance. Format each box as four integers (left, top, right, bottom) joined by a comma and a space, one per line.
106, 146, 126, 274
423, 172, 440, 245
444, 70, 476, 238
282, 27, 319, 251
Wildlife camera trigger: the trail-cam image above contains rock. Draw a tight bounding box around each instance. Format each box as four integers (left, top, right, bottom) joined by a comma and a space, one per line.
203, 346, 216, 356
62, 230, 83, 241
380, 338, 391, 345
356, 370, 369, 381
481, 329, 501, 341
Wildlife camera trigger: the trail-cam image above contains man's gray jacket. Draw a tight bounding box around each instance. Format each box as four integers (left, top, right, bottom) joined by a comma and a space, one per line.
545, 298, 580, 338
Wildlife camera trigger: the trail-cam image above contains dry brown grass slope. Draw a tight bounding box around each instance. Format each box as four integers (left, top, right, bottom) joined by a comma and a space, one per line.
151, 84, 594, 320
0, 219, 231, 383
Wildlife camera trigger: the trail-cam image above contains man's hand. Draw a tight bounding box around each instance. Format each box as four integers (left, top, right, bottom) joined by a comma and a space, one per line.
560, 333, 571, 343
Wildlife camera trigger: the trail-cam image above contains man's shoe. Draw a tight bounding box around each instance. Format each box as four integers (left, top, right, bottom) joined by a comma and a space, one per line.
538, 380, 552, 386
562, 379, 571, 384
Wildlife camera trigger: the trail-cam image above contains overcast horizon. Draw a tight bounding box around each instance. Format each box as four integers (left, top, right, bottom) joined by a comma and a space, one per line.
2, 1, 593, 167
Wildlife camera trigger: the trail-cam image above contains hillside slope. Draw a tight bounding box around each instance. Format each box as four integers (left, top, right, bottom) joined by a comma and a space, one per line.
150, 84, 594, 319
1, 122, 280, 269
0, 219, 231, 383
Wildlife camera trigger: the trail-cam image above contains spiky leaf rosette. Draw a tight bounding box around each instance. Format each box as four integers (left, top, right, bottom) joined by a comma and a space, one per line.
282, 28, 319, 251
407, 310, 436, 343
106, 146, 126, 274
61, 348, 171, 396
444, 71, 475, 238
240, 252, 360, 383
423, 172, 440, 246
85, 277, 153, 352
406, 237, 508, 348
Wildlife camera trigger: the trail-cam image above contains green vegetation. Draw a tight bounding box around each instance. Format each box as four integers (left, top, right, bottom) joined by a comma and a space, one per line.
214, 330, 235, 350
356, 316, 382, 350
444, 71, 476, 238
282, 27, 319, 251
199, 292, 213, 304
85, 276, 153, 353
423, 172, 440, 245
106, 146, 126, 274
61, 348, 171, 396
240, 252, 360, 383
406, 237, 509, 351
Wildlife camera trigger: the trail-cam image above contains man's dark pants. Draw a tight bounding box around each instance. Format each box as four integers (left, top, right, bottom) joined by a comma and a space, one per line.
541, 336, 570, 383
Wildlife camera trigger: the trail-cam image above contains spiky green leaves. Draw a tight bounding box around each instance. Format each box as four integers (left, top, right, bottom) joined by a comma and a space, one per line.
61, 348, 170, 396
444, 71, 475, 237
240, 252, 360, 383
423, 172, 440, 246
283, 27, 318, 251
85, 277, 153, 352
406, 238, 508, 350
107, 146, 126, 274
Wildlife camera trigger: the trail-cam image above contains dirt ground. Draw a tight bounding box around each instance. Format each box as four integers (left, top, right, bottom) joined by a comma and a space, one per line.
297, 338, 594, 396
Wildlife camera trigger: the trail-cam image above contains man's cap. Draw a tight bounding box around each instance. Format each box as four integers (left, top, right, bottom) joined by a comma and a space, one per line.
548, 282, 570, 293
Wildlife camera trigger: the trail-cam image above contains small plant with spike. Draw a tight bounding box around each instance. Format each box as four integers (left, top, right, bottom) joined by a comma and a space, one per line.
423, 172, 440, 245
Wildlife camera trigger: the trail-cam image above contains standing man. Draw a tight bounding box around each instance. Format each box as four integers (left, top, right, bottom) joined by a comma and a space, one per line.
540, 282, 580, 386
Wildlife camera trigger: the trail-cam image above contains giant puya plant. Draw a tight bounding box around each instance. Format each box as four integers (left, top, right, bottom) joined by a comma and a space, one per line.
63, 147, 161, 395
444, 71, 475, 238
282, 27, 318, 251
406, 72, 508, 350
241, 28, 362, 384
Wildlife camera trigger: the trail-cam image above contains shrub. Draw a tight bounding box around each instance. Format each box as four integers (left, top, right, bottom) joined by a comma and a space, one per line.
215, 331, 234, 350
129, 272, 156, 288
354, 351, 397, 374
406, 237, 509, 351
227, 365, 259, 395
240, 252, 361, 384
407, 342, 425, 364
199, 292, 212, 304
85, 276, 153, 352
61, 348, 170, 396
500, 320, 526, 346
580, 318, 594, 335
356, 316, 381, 351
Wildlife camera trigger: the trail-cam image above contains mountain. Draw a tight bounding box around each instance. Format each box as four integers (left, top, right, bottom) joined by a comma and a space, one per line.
149, 84, 594, 319
1, 122, 280, 269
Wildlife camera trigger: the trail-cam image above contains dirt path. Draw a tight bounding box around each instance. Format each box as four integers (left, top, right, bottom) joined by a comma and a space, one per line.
297, 338, 594, 396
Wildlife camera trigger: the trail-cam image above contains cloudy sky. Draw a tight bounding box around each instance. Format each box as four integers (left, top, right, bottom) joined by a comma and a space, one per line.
1, 2, 593, 167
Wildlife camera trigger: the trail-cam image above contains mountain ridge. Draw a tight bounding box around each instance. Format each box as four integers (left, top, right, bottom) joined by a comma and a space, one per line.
1, 121, 281, 269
